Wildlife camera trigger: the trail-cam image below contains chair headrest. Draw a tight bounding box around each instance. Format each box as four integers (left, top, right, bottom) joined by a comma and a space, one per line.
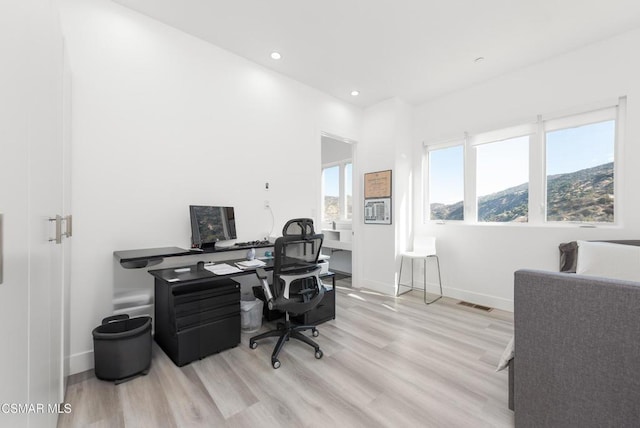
282, 218, 315, 237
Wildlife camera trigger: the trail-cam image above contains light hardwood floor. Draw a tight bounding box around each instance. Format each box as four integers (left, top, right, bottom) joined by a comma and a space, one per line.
58, 283, 514, 427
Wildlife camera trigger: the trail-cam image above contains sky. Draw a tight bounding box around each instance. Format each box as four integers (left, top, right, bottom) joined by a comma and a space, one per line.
476, 135, 529, 197
323, 163, 352, 197
546, 120, 615, 175
429, 120, 615, 204
429, 145, 464, 204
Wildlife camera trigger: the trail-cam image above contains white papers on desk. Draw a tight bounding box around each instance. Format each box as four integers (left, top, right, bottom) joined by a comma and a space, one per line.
204, 263, 242, 275
235, 259, 266, 269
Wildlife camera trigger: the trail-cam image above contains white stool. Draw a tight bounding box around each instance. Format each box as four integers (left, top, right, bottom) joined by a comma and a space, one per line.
397, 237, 443, 304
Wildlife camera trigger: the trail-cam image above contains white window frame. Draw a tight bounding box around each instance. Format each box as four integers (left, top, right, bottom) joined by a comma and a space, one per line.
422, 97, 625, 227
471, 124, 536, 224
321, 159, 352, 223
542, 103, 623, 225
423, 138, 466, 223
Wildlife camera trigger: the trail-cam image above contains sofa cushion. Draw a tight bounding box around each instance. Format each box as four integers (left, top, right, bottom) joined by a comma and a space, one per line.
576, 240, 640, 282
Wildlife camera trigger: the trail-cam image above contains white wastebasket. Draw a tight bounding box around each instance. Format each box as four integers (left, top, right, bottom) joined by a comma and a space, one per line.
240, 296, 264, 333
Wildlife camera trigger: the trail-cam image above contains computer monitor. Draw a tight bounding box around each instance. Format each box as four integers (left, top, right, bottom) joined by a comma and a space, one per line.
189, 205, 237, 249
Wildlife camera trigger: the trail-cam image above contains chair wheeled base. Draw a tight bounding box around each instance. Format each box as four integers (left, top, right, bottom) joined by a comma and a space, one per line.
397, 254, 443, 305
249, 316, 323, 369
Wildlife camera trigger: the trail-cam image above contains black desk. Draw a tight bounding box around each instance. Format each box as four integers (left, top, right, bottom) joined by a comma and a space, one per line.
150, 266, 242, 367
149, 259, 279, 366
114, 247, 194, 269
149, 259, 335, 367
114, 243, 273, 269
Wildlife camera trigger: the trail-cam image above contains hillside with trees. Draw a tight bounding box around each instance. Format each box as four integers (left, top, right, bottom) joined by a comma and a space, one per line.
431, 162, 613, 223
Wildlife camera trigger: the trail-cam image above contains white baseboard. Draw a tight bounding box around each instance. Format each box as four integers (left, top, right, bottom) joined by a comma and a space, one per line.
356, 278, 395, 295
68, 350, 93, 376
422, 282, 513, 312
357, 278, 514, 313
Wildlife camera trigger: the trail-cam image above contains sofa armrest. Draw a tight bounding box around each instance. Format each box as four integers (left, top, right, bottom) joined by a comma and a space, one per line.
514, 269, 640, 427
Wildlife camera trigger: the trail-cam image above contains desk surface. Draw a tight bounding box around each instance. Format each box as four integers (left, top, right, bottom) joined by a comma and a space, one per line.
149, 258, 333, 284
149, 257, 276, 282
114, 242, 273, 269
114, 246, 193, 262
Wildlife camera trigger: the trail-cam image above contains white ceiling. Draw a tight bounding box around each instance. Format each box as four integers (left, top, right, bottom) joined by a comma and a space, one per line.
112, 0, 640, 108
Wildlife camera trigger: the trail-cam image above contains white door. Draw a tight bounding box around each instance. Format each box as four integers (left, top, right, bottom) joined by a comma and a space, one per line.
0, 2, 32, 422
0, 2, 67, 427
60, 43, 73, 403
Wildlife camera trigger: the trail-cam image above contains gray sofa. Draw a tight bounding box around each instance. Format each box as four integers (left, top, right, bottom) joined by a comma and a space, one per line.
513, 269, 640, 427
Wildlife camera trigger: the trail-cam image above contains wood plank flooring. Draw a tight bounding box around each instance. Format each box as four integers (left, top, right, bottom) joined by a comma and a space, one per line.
58, 282, 514, 427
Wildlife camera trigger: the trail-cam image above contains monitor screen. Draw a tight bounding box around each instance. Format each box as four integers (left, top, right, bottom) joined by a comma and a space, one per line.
189, 205, 237, 247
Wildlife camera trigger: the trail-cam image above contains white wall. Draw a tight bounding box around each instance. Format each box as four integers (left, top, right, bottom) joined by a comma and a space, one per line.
413, 28, 640, 311
58, 0, 362, 374
358, 98, 413, 294
321, 135, 352, 164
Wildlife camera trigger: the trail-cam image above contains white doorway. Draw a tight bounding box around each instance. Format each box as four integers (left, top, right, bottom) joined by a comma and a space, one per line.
320, 134, 355, 286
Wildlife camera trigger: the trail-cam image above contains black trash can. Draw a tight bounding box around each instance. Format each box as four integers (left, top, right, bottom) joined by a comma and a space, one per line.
92, 314, 152, 384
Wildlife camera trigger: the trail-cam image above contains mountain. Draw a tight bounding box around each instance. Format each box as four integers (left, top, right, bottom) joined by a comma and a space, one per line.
546, 162, 613, 222
430, 201, 464, 221
478, 182, 529, 222
324, 195, 353, 221
431, 162, 613, 222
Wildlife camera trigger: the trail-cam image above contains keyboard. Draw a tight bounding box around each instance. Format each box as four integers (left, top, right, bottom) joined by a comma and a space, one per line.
235, 240, 270, 247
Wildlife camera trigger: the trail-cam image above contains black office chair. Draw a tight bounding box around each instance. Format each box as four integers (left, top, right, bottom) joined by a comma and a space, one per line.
250, 219, 325, 369
281, 217, 315, 237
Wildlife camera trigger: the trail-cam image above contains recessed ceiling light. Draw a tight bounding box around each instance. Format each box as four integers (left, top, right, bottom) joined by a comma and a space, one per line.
351, 90, 360, 96
474, 56, 485, 63
270, 51, 281, 60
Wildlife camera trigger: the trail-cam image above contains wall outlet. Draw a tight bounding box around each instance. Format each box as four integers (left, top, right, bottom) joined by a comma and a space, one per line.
264, 200, 270, 208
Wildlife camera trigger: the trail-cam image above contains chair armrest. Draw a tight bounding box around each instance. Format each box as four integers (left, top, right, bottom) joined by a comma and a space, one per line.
255, 267, 268, 280
275, 266, 325, 314
255, 267, 274, 309
279, 266, 322, 299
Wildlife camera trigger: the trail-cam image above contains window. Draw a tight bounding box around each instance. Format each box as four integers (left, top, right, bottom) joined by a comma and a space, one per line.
546, 119, 616, 223
423, 97, 623, 226
322, 165, 340, 222
322, 161, 352, 222
428, 145, 464, 221
476, 135, 530, 223
345, 163, 353, 220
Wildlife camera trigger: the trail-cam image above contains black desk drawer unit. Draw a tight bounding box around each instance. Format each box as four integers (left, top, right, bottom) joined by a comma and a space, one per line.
154, 276, 240, 367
